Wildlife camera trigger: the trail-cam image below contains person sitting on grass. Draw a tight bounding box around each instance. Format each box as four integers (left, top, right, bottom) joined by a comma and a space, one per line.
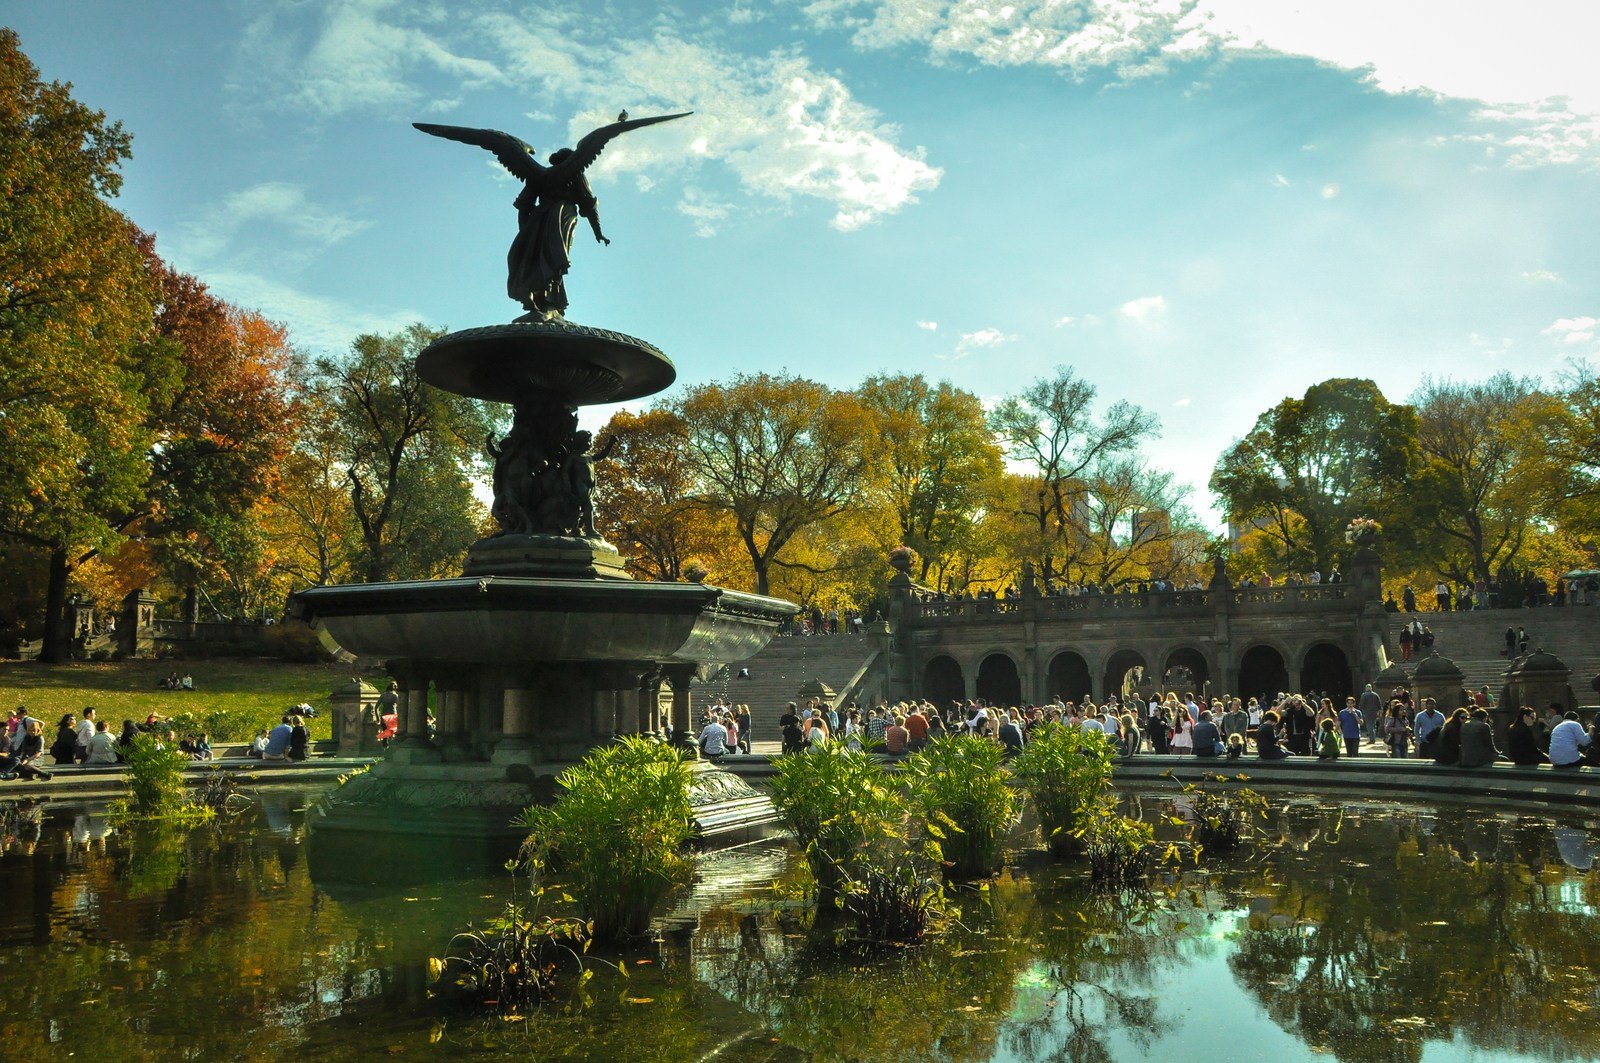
0, 721, 53, 781
180, 673, 194, 691
84, 720, 117, 765
1316, 718, 1341, 761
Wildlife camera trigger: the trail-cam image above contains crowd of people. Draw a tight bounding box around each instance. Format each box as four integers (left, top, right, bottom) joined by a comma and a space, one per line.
751, 685, 1600, 771
0, 706, 218, 781
1389, 572, 1600, 612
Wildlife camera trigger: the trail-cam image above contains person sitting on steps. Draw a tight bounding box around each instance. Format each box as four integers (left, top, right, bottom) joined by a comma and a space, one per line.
0, 720, 53, 781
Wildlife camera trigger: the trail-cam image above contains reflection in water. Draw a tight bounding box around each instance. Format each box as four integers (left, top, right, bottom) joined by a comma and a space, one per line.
0, 790, 1592, 1061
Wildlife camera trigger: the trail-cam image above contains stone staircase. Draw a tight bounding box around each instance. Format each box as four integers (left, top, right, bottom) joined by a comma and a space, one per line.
699, 633, 885, 744
1387, 609, 1600, 699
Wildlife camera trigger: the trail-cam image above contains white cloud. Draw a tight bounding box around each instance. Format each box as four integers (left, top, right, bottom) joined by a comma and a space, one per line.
806, 1, 1600, 169
242, 4, 942, 233
201, 269, 427, 352
1521, 269, 1562, 283
233, 0, 505, 116
943, 326, 1015, 360
1321, 182, 1341, 198
174, 182, 370, 264
1271, 173, 1291, 187
1172, 396, 1192, 407
677, 189, 732, 237
1119, 294, 1168, 324
1053, 315, 1077, 327
917, 319, 939, 330
1544, 316, 1599, 345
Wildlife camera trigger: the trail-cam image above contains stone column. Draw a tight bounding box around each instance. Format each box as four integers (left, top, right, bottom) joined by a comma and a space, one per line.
638, 668, 662, 737
491, 684, 537, 767
435, 672, 471, 762
665, 665, 696, 757
389, 662, 441, 764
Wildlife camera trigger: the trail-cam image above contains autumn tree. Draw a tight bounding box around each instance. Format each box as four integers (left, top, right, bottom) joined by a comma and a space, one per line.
855, 373, 1003, 581
1211, 378, 1417, 572
1402, 374, 1553, 583
316, 325, 495, 582
137, 246, 299, 619
988, 367, 1152, 584
675, 373, 876, 596
593, 408, 741, 582
261, 387, 357, 589
0, 31, 159, 660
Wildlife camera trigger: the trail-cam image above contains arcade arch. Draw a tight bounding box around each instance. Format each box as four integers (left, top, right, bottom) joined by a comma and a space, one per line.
922, 655, 965, 707
976, 653, 1022, 706
1299, 642, 1353, 702
1045, 650, 1093, 704
1238, 644, 1290, 703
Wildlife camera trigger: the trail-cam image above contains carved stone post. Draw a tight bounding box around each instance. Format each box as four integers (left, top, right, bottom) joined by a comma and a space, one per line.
331, 678, 379, 757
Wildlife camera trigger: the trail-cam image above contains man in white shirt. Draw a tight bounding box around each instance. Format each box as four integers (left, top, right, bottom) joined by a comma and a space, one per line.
75, 707, 97, 764
698, 716, 730, 759
1081, 714, 1104, 735
1549, 711, 1592, 768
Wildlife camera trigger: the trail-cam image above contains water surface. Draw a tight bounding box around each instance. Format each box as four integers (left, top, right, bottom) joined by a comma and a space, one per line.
0, 789, 1595, 1062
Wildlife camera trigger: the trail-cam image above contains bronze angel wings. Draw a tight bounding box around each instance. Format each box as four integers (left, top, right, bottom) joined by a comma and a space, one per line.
413, 111, 691, 186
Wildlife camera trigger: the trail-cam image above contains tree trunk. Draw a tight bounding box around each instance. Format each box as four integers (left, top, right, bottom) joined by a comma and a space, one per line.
184, 584, 200, 624
39, 548, 71, 664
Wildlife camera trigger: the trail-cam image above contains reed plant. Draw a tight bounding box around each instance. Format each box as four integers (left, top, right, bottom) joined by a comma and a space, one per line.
1180, 775, 1268, 854
769, 742, 907, 894
431, 905, 591, 1012
112, 735, 212, 824
900, 734, 1019, 880
1083, 815, 1159, 891
516, 737, 695, 940
1010, 722, 1118, 856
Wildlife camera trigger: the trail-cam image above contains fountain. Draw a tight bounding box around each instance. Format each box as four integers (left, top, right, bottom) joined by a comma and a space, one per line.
294, 111, 795, 874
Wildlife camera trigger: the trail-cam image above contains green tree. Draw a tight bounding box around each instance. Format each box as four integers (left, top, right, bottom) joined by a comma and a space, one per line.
1211, 378, 1417, 572
675, 373, 876, 597
316, 325, 495, 582
0, 31, 159, 660
988, 366, 1152, 585
856, 373, 1003, 582
1404, 374, 1552, 583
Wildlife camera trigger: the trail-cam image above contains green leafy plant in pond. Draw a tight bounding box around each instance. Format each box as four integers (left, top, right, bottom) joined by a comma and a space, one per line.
110, 735, 212, 824
836, 852, 945, 944
1178, 774, 1269, 854
1011, 722, 1118, 857
769, 741, 907, 895
431, 905, 592, 1013
900, 734, 1019, 880
192, 769, 251, 817
515, 736, 695, 940
1083, 815, 1160, 891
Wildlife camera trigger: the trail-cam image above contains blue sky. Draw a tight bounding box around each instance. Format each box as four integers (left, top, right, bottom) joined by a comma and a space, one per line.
10, 0, 1600, 523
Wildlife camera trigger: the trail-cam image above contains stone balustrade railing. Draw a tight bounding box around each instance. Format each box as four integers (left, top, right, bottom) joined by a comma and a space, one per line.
907, 583, 1354, 624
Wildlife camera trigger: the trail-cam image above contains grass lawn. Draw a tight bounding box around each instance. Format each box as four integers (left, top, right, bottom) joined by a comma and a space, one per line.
0, 658, 389, 743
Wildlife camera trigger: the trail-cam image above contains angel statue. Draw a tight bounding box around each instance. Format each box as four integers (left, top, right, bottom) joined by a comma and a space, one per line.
414, 112, 691, 321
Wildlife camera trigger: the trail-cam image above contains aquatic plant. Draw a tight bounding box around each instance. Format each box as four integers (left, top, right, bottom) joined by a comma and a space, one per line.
431, 905, 592, 1013
113, 735, 211, 824
192, 769, 251, 816
768, 741, 907, 894
516, 736, 695, 940
1010, 723, 1118, 857
901, 734, 1019, 880
1179, 774, 1269, 853
1083, 816, 1159, 891
837, 856, 944, 944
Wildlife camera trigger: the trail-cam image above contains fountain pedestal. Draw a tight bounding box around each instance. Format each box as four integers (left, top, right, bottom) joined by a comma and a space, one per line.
298, 320, 796, 880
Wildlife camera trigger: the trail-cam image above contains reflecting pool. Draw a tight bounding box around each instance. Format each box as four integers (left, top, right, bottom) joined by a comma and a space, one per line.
0, 789, 1597, 1061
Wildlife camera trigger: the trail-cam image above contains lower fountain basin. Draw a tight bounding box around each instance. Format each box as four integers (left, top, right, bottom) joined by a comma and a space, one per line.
294, 575, 793, 665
